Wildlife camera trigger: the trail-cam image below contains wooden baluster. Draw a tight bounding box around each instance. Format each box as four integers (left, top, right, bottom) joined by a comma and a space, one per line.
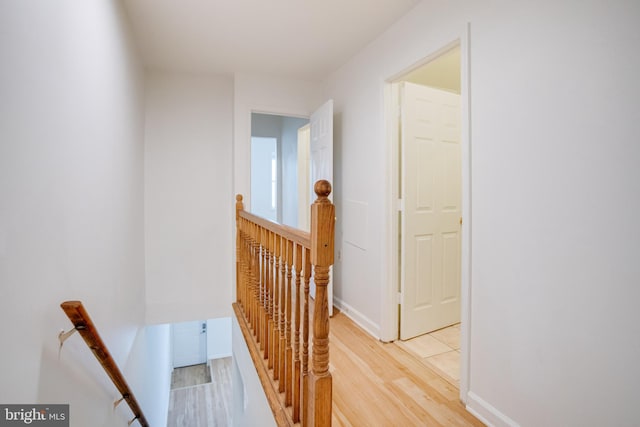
273, 231, 279, 371
268, 234, 273, 373
235, 195, 243, 306
263, 232, 268, 360
240, 218, 246, 309
244, 219, 253, 323
245, 220, 251, 315
261, 226, 267, 347
246, 222, 252, 327
273, 235, 282, 380
242, 219, 248, 321
278, 236, 286, 391
251, 224, 261, 342
308, 180, 334, 427
285, 239, 294, 405
266, 230, 274, 364
293, 243, 303, 423
251, 225, 257, 335
302, 246, 311, 427
253, 224, 264, 349
236, 216, 243, 308
272, 231, 279, 369
253, 224, 260, 333
259, 227, 265, 349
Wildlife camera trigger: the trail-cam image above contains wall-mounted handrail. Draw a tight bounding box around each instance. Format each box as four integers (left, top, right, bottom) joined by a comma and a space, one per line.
60, 300, 149, 427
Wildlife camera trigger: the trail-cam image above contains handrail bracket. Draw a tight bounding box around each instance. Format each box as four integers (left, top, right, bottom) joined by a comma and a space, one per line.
58, 327, 78, 349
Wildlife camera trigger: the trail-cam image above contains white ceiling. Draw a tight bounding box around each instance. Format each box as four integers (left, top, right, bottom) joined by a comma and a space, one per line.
122, 0, 421, 80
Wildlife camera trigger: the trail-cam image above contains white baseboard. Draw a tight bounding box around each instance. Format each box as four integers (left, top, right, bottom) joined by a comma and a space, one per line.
466, 391, 520, 427
332, 297, 380, 339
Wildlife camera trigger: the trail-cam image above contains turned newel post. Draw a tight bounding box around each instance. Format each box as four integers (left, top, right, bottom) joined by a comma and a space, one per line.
308, 180, 334, 426
236, 194, 244, 304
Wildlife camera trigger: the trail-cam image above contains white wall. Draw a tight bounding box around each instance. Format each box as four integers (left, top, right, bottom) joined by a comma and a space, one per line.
325, 0, 640, 425
144, 72, 234, 324
125, 324, 172, 427
0, 1, 165, 425
207, 317, 232, 360
231, 316, 277, 427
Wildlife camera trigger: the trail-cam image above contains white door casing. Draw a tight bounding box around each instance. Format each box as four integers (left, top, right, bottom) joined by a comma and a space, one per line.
310, 99, 334, 316
172, 320, 208, 368
400, 83, 461, 340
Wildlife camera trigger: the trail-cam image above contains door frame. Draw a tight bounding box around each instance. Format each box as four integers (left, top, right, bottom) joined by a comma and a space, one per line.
382, 25, 472, 402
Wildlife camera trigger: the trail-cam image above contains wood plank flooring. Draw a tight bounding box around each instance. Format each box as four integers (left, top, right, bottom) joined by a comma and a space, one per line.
166, 311, 482, 426
330, 310, 483, 426
167, 357, 232, 427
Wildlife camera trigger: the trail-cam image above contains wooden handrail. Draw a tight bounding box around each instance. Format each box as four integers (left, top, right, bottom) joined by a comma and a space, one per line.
60, 301, 149, 427
234, 180, 334, 426
238, 210, 311, 249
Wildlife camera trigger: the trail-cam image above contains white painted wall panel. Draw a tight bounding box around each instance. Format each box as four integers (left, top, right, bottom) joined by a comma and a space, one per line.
207, 317, 232, 360
232, 316, 276, 427
144, 72, 234, 324
0, 1, 160, 425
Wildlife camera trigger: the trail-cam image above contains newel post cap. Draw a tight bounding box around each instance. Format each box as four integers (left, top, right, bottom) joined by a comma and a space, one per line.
314, 180, 332, 200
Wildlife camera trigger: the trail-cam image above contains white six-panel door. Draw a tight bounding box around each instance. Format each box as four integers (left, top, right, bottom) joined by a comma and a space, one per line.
400, 82, 461, 340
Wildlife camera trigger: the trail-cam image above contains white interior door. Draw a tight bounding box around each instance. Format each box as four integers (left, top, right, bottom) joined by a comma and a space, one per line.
400, 82, 461, 340
172, 320, 207, 368
310, 99, 334, 316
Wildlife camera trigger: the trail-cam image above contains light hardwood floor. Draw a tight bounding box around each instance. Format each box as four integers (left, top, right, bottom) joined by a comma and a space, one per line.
330, 311, 483, 426
167, 312, 481, 426
167, 357, 232, 427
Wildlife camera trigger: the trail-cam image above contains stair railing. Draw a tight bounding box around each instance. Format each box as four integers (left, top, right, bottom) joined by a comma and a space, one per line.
234, 180, 335, 426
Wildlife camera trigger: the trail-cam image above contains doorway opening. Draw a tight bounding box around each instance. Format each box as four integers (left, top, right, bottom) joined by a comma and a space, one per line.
384, 38, 471, 397
250, 112, 310, 228
250, 101, 335, 316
